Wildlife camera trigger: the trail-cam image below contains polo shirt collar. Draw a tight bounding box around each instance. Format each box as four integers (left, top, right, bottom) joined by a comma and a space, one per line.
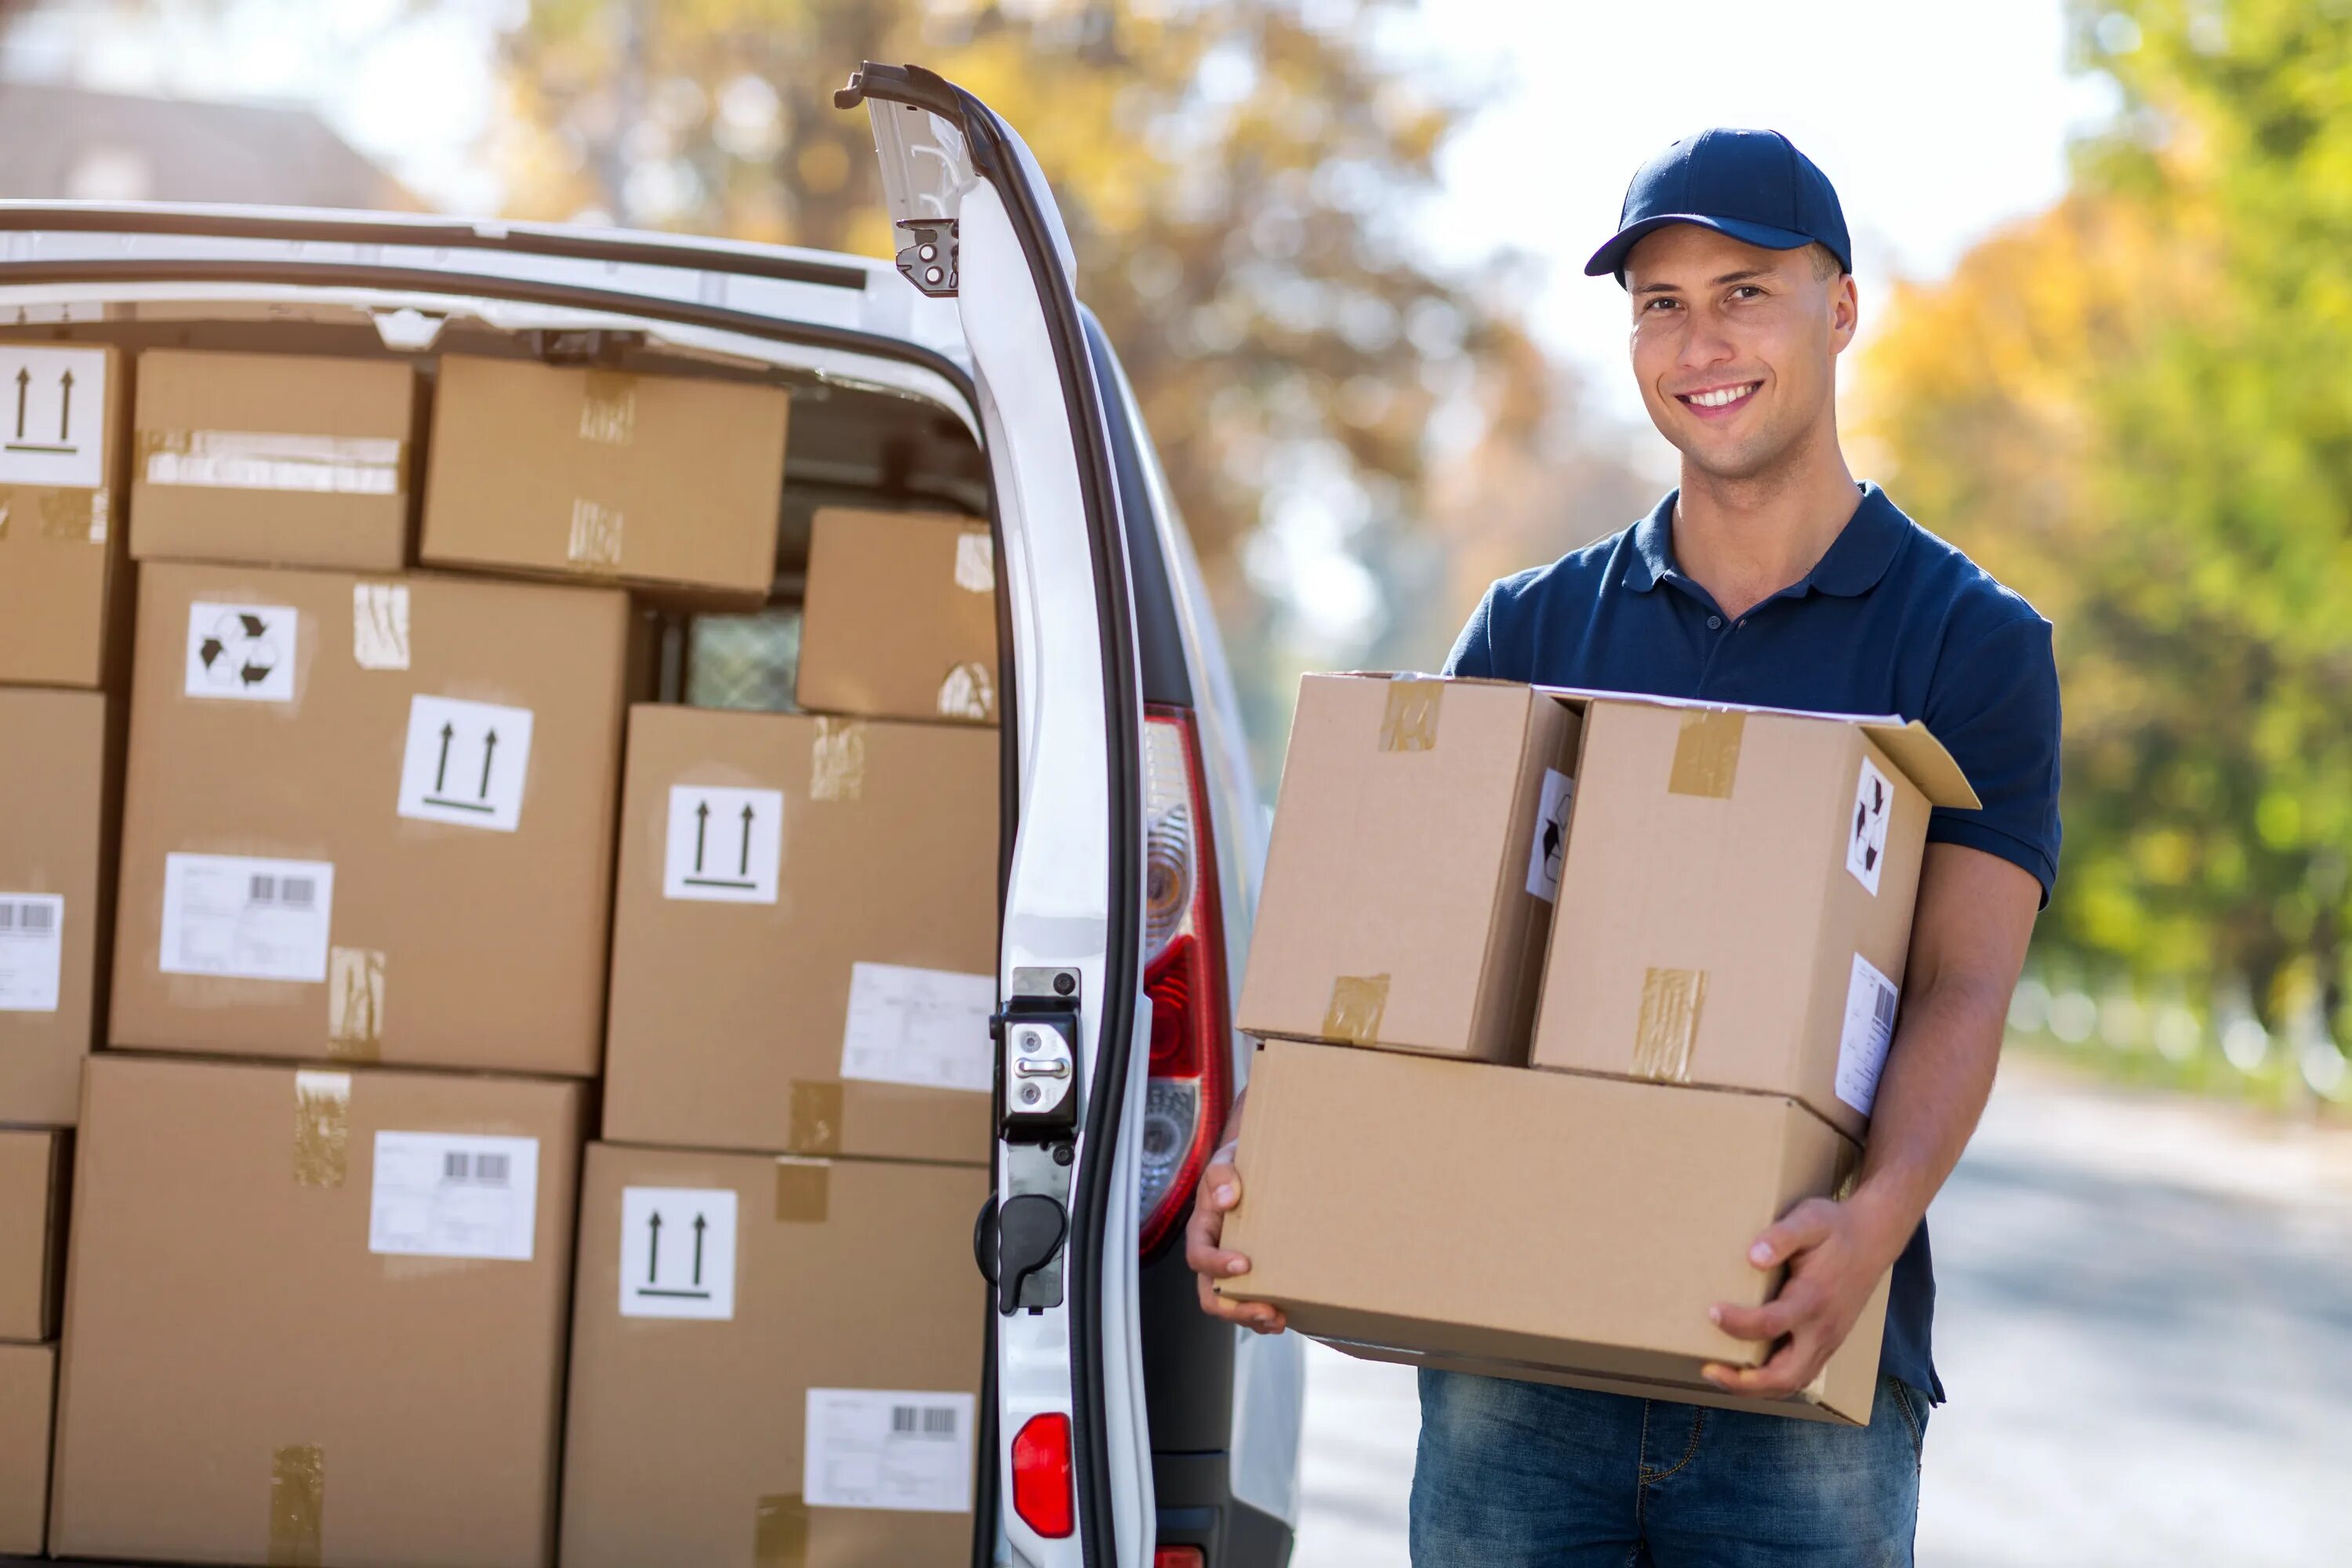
1619, 482, 1908, 599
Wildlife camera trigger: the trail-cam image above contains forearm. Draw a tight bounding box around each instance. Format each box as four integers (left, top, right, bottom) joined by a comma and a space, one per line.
1842, 969, 2006, 1261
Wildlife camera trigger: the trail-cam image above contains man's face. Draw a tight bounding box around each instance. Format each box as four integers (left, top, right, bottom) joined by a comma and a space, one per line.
1624, 224, 1856, 482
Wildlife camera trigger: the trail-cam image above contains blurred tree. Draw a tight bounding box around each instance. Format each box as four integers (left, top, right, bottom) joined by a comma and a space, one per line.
1862, 0, 2352, 1040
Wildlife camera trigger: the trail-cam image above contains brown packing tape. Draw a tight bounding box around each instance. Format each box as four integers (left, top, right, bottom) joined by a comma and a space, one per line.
136, 430, 406, 496
753, 1493, 811, 1568
775, 1157, 831, 1223
568, 499, 625, 571
292, 1070, 351, 1189
937, 660, 996, 721
789, 1080, 844, 1156
579, 371, 638, 446
810, 717, 866, 802
30, 485, 106, 542
1632, 967, 1707, 1082
1378, 679, 1442, 753
1668, 710, 1744, 798
1323, 975, 1391, 1044
269, 1443, 325, 1568
325, 947, 385, 1062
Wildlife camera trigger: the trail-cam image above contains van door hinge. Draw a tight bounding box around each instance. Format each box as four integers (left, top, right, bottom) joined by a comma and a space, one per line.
895, 219, 958, 297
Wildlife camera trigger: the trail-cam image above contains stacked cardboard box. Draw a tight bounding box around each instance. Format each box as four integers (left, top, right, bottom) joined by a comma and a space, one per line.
1223, 673, 1975, 1424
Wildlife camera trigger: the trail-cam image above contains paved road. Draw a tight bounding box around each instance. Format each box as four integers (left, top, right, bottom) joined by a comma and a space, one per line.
1290, 1058, 2352, 1566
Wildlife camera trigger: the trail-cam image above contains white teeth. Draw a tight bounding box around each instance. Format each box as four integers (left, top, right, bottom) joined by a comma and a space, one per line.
1688, 383, 1755, 408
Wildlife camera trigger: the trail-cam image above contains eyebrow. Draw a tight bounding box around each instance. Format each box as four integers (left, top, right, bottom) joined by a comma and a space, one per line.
1632, 267, 1776, 296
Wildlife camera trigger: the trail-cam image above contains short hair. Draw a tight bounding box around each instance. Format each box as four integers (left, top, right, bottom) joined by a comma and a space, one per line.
1809, 242, 1845, 281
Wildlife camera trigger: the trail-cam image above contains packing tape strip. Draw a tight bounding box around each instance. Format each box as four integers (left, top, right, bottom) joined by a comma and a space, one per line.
268, 1443, 325, 1567
1668, 710, 1744, 799
809, 717, 866, 802
578, 370, 638, 447
1632, 967, 1708, 1083
0, 485, 109, 543
292, 1070, 351, 1189
753, 1493, 811, 1567
1323, 974, 1391, 1044
775, 1156, 831, 1223
788, 1080, 844, 1157
351, 584, 411, 670
937, 660, 996, 721
953, 525, 996, 593
136, 430, 404, 496
325, 948, 386, 1063
567, 498, 625, 570
1379, 679, 1442, 753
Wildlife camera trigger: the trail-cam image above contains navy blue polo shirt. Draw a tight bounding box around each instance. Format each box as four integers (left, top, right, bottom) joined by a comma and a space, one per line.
1446, 482, 2061, 1403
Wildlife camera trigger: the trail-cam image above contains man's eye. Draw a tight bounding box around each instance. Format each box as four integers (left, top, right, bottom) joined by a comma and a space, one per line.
1643, 297, 1679, 312
1730, 285, 1764, 300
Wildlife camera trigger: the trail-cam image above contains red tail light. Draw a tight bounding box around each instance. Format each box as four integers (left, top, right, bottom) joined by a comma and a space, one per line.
1138, 706, 1232, 1257
1011, 1412, 1074, 1538
1154, 1548, 1207, 1567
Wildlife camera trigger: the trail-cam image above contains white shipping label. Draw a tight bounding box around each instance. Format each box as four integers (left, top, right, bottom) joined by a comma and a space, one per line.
396, 695, 534, 833
368, 1131, 540, 1261
840, 962, 996, 1094
183, 601, 298, 702
1846, 757, 1894, 895
0, 894, 64, 1013
1523, 768, 1575, 903
158, 854, 333, 983
1836, 953, 1901, 1116
351, 583, 411, 670
662, 786, 785, 903
618, 1186, 739, 1320
804, 1389, 977, 1514
0, 345, 107, 488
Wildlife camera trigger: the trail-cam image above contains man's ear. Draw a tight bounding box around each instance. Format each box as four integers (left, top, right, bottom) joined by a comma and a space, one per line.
1829, 272, 1860, 354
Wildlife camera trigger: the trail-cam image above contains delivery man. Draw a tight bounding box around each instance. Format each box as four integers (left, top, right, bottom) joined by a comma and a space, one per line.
1186, 129, 2061, 1565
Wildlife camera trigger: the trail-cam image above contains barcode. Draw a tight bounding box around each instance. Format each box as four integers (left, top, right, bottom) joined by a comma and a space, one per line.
0, 900, 54, 935
245, 874, 314, 910
891, 1404, 959, 1439
1872, 981, 1899, 1040
441, 1149, 510, 1185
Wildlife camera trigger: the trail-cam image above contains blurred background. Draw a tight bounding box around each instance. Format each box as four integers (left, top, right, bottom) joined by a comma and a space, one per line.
5, 2, 2344, 1561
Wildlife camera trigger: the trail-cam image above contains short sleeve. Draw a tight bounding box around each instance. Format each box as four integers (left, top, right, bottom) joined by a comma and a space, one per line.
1443, 586, 1498, 678
1922, 614, 2063, 906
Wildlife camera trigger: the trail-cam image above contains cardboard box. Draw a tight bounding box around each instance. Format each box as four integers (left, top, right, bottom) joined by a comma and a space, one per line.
603, 706, 997, 1162
50, 1054, 583, 1566
1219, 1038, 1884, 1425
420, 354, 788, 604
0, 688, 112, 1124
130, 349, 419, 571
0, 1131, 65, 1344
0, 1341, 53, 1556
0, 340, 129, 689
561, 1143, 987, 1568
796, 507, 999, 724
1236, 674, 1583, 1063
111, 562, 633, 1076
1531, 694, 1976, 1141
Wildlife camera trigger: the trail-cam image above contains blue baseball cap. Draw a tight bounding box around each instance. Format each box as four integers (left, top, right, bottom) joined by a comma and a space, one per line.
1584, 128, 1850, 281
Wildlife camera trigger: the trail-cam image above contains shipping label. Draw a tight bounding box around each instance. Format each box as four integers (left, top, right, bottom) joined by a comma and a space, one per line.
803, 1388, 977, 1514
0, 893, 64, 1013
158, 853, 333, 983
1523, 768, 1574, 902
1836, 953, 1900, 1116
395, 695, 534, 833
618, 1186, 739, 1320
840, 962, 995, 1094
1846, 757, 1893, 895
0, 345, 107, 489
367, 1131, 540, 1261
662, 786, 784, 903
183, 601, 298, 702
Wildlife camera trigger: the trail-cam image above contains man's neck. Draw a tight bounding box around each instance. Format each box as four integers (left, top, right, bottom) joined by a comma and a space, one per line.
1671, 429, 1861, 621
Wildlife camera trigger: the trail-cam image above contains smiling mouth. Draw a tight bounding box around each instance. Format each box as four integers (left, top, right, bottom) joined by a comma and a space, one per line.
1677, 382, 1761, 412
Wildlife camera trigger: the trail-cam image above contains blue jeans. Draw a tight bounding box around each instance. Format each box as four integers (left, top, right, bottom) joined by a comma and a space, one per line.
1410, 1370, 1929, 1567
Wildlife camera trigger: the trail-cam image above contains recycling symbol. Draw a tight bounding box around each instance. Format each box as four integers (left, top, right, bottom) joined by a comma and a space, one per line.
197, 610, 281, 691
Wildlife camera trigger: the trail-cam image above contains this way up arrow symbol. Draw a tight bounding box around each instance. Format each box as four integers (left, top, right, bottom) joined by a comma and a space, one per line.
56, 368, 71, 442
691, 1213, 707, 1286
434, 722, 454, 793
10, 367, 24, 441
645, 1210, 662, 1283
693, 800, 710, 873
739, 804, 756, 876
478, 729, 499, 798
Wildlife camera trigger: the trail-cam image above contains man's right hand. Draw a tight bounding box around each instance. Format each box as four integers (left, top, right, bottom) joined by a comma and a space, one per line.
1185, 1160, 1287, 1334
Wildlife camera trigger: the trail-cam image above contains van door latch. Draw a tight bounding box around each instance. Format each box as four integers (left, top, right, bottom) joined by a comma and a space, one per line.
895, 220, 959, 297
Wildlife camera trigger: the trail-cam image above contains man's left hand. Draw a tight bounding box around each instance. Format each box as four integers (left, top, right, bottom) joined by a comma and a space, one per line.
1700, 1192, 1905, 1396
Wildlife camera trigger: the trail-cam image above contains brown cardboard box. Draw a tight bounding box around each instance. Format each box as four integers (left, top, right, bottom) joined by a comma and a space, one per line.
0, 688, 111, 1123
1219, 1038, 1884, 1425
0, 1341, 53, 1556
0, 341, 129, 689
0, 1131, 65, 1344
1236, 674, 1583, 1063
1531, 694, 1976, 1141
111, 563, 633, 1076
51, 1054, 583, 1566
603, 706, 997, 1162
561, 1144, 987, 1568
130, 350, 419, 571
796, 507, 998, 724
420, 354, 788, 604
